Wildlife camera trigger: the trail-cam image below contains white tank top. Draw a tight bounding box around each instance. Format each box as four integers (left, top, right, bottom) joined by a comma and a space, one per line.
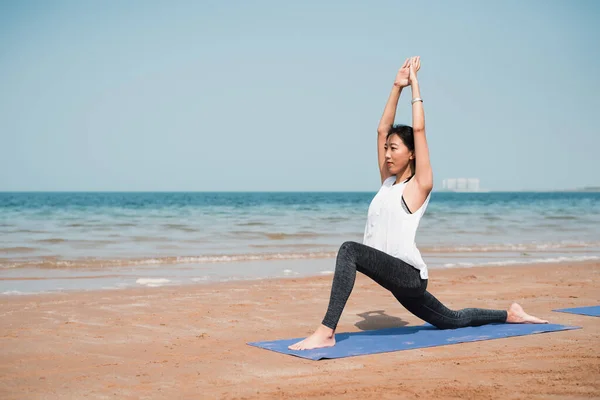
363, 176, 431, 279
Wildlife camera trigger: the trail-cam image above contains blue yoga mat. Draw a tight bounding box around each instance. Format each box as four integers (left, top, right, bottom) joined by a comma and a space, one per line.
554, 305, 600, 317
248, 323, 579, 360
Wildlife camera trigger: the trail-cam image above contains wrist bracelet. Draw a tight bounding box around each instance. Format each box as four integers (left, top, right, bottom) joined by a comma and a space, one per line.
411, 97, 423, 104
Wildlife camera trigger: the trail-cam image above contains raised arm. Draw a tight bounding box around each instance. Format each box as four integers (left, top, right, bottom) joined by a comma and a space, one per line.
408, 56, 433, 191
377, 59, 411, 183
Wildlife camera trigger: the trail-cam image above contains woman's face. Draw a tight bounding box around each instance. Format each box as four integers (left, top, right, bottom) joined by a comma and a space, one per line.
384, 134, 413, 175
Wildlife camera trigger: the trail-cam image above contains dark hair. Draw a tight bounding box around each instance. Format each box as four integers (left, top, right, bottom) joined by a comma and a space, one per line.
386, 124, 414, 153
387, 124, 416, 173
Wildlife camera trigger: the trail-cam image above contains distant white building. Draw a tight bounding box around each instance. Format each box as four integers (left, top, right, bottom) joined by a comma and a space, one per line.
442, 178, 481, 192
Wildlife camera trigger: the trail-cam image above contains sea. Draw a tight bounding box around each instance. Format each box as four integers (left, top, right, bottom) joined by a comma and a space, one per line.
1, 191, 599, 295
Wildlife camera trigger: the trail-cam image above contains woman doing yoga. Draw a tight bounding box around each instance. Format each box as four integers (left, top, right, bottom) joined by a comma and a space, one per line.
289, 56, 548, 351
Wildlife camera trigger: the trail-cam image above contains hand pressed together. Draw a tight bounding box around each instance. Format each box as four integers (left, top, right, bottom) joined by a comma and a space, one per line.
394, 56, 421, 88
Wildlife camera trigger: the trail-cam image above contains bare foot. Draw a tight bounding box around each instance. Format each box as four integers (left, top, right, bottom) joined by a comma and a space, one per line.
288, 324, 336, 350
506, 303, 549, 324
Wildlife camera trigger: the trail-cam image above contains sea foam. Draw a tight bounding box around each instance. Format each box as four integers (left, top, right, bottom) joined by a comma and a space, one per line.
135, 278, 171, 287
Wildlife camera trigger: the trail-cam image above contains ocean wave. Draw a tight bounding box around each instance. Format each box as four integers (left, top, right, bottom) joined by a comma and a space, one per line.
264, 232, 322, 240
442, 255, 600, 268
543, 215, 578, 220
0, 246, 39, 254
230, 231, 326, 240
229, 230, 262, 237
322, 217, 350, 222
4, 229, 48, 234
2, 290, 33, 295
421, 241, 600, 253
131, 236, 172, 243
162, 224, 198, 232
0, 251, 338, 269
136, 278, 171, 287
35, 238, 67, 244
249, 243, 324, 249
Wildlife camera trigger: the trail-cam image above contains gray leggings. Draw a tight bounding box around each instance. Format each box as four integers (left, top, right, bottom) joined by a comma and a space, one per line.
322, 241, 507, 330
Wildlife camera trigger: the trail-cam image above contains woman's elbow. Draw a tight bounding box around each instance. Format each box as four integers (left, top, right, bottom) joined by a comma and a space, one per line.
377, 127, 390, 136
413, 126, 425, 135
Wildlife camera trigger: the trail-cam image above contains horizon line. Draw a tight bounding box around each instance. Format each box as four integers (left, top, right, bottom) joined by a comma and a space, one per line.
1, 189, 599, 194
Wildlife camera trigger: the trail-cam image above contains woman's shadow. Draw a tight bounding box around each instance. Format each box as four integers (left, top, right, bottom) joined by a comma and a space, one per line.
354, 310, 408, 331
333, 310, 424, 344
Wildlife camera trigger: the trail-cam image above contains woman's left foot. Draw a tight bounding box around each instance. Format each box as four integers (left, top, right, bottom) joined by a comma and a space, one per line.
506, 303, 549, 324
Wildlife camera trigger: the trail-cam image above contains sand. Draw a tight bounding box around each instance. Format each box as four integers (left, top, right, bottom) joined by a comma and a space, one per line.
1, 261, 599, 399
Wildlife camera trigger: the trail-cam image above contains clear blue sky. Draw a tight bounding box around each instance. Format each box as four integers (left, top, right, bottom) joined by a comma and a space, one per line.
1, 0, 599, 192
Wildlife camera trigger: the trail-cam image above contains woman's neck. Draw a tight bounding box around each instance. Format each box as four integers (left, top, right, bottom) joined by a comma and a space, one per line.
395, 167, 415, 185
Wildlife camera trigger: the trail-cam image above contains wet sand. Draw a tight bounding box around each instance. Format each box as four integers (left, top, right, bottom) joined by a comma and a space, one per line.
1, 261, 599, 399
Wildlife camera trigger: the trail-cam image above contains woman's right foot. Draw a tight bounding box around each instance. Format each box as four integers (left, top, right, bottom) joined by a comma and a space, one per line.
506, 303, 549, 324
288, 324, 336, 350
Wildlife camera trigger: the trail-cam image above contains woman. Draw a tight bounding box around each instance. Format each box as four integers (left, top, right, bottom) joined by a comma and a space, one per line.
289, 56, 548, 351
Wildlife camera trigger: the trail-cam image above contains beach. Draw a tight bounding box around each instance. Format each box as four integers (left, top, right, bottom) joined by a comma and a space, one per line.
2, 260, 599, 399
4, 1, 599, 398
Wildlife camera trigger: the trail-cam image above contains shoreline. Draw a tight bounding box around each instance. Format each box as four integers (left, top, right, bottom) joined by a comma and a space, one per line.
1, 260, 599, 399
1, 256, 599, 297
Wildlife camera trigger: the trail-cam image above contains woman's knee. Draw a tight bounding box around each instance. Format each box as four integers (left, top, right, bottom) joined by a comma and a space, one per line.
336, 241, 361, 267
338, 241, 361, 256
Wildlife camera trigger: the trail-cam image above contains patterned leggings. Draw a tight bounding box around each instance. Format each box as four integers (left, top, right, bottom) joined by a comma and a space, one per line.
322, 241, 507, 330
